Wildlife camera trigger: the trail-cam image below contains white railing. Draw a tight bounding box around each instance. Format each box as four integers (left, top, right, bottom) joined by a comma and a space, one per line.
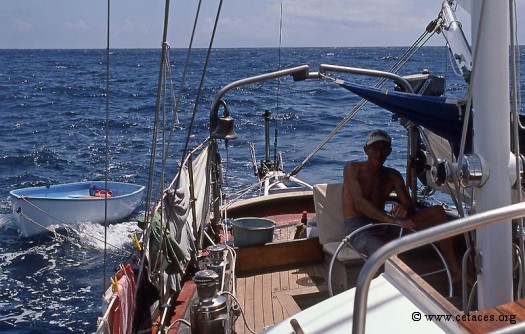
353, 202, 525, 334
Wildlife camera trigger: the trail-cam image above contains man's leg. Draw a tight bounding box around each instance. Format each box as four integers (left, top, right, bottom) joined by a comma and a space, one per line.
412, 206, 463, 283
353, 229, 396, 258
346, 216, 395, 257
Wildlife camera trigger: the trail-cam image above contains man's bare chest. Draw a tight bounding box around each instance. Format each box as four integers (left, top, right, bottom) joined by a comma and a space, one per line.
359, 173, 392, 200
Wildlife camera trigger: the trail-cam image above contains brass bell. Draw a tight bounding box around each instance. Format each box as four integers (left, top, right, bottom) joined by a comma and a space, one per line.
212, 101, 238, 140
212, 115, 238, 140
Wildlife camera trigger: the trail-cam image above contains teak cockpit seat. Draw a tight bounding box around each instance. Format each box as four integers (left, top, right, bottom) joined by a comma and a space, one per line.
313, 183, 364, 290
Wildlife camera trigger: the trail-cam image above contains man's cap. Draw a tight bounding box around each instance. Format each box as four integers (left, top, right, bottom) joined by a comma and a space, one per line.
365, 129, 391, 147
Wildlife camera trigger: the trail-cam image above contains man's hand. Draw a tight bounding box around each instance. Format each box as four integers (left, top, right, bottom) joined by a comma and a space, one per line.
394, 217, 415, 229
389, 204, 408, 218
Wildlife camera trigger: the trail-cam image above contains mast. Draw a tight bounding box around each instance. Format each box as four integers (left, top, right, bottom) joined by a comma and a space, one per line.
472, 0, 513, 308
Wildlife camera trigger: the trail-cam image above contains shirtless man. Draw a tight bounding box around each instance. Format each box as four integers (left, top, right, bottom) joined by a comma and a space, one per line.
343, 129, 462, 283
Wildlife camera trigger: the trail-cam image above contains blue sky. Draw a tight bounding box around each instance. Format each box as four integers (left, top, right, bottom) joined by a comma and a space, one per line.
1, 0, 523, 49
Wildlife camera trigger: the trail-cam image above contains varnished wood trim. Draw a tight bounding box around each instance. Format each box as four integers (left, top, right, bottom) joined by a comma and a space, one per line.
164, 280, 196, 334
389, 256, 461, 315
235, 238, 323, 274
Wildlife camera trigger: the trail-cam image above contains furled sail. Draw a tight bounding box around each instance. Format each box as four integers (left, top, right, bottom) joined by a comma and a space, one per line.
337, 81, 472, 156
338, 80, 525, 158
185, 146, 210, 239
144, 146, 209, 294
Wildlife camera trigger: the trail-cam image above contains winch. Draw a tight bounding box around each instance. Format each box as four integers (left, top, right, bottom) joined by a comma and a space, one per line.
190, 270, 230, 334
205, 244, 230, 291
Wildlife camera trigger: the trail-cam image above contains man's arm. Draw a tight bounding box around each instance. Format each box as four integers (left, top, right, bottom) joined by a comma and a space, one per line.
390, 168, 416, 215
387, 169, 416, 229
343, 163, 397, 223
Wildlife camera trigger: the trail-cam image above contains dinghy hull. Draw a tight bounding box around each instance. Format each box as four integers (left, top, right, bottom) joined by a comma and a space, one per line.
9, 181, 145, 237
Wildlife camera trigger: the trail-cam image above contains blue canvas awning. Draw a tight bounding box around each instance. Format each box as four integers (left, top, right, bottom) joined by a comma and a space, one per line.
338, 81, 472, 155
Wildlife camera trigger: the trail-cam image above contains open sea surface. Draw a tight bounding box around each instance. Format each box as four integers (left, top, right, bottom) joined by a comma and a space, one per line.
0, 47, 523, 333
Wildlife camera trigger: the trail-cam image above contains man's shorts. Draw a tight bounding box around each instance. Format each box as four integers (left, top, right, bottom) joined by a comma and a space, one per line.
344, 215, 397, 257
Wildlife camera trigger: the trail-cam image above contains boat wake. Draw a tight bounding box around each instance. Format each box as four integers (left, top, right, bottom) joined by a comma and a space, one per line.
0, 213, 140, 332
68, 220, 141, 251
0, 210, 142, 251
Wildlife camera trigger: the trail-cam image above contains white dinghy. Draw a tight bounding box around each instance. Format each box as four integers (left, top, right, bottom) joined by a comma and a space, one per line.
10, 181, 145, 237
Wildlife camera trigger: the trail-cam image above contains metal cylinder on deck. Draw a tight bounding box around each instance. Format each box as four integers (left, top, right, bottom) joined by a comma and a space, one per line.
206, 244, 230, 290
190, 270, 229, 334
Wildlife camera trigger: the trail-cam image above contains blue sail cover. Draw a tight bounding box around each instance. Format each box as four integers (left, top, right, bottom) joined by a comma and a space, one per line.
339, 81, 472, 155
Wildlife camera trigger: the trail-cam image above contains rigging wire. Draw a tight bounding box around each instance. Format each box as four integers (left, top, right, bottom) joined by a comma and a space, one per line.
431, 34, 468, 219
179, 0, 225, 169
153, 0, 225, 276
134, 0, 225, 330
273, 0, 284, 169
157, 54, 170, 306
290, 24, 439, 177
445, 44, 464, 78
155, 51, 169, 205
132, 0, 173, 322
161, 0, 203, 176
154, 0, 226, 257
441, 2, 469, 81
103, 0, 111, 300
509, 0, 525, 298
144, 0, 172, 223
454, 0, 488, 207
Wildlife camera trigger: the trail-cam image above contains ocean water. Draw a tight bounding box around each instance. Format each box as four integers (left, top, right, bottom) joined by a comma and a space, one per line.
0, 47, 522, 333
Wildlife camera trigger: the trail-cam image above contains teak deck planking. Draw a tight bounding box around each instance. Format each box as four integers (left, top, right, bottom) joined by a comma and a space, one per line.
234, 262, 335, 334
459, 298, 525, 333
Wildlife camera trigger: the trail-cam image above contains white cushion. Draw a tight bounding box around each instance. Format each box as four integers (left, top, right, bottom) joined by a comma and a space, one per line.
322, 242, 364, 263
313, 183, 346, 245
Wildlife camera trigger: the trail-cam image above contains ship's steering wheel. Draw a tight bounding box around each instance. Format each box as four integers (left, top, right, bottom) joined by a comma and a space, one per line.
327, 199, 453, 298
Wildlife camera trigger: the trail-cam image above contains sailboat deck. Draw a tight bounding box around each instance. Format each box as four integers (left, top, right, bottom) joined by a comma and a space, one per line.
459, 298, 525, 333
234, 261, 341, 333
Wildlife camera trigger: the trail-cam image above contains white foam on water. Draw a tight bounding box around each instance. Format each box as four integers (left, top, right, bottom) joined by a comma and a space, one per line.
70, 220, 142, 251
0, 308, 44, 324
0, 250, 23, 267
0, 211, 143, 252
0, 213, 18, 232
